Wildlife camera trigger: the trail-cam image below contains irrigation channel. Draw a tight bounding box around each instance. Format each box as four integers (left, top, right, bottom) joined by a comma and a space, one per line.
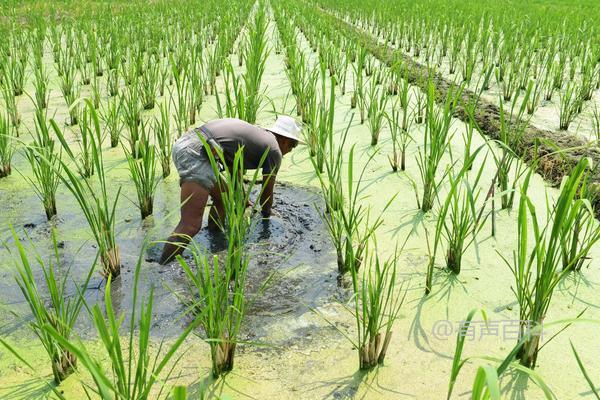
1, 0, 600, 399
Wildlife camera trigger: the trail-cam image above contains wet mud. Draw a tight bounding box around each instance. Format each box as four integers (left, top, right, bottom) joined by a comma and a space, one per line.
1, 182, 342, 342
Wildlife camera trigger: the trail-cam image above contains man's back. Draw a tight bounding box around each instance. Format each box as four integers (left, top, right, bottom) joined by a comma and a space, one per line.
202, 118, 282, 173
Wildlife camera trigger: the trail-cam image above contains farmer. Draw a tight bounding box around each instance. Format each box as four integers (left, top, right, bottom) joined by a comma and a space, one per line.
159, 116, 303, 264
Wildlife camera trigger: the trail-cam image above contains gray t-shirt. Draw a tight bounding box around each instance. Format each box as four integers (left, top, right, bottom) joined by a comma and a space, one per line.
200, 118, 282, 175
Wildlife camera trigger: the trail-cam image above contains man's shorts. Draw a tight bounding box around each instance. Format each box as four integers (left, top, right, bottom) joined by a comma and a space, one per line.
172, 130, 217, 191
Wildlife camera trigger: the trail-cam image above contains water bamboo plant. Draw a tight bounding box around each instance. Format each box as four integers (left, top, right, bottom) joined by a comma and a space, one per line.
51, 100, 121, 277
305, 70, 335, 173
1, 74, 21, 128
100, 97, 123, 148
349, 247, 405, 370
492, 95, 530, 210
310, 117, 392, 274
386, 96, 413, 172
501, 159, 592, 368
240, 4, 269, 123
32, 50, 50, 110
432, 153, 486, 276
558, 81, 581, 131
58, 49, 80, 126
178, 141, 265, 377
446, 309, 555, 400
121, 85, 143, 158
179, 249, 244, 378
154, 102, 173, 178
169, 59, 192, 137
416, 81, 460, 212
559, 169, 600, 272
311, 243, 405, 371
54, 103, 98, 178
366, 76, 389, 146
4, 44, 27, 97
44, 248, 199, 399
25, 108, 62, 220
139, 54, 159, 110
125, 120, 159, 219
4, 228, 94, 384
0, 111, 15, 177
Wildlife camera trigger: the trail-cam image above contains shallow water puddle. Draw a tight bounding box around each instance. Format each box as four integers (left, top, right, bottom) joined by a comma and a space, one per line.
1, 183, 343, 342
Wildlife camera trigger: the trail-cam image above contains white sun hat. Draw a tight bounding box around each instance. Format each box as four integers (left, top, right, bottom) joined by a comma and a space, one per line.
266, 115, 305, 144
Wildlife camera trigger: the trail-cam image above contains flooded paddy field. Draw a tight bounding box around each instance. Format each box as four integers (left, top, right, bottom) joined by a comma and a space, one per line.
1, 0, 600, 399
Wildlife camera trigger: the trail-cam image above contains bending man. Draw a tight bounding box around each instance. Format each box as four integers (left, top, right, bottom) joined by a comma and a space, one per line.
159, 116, 302, 264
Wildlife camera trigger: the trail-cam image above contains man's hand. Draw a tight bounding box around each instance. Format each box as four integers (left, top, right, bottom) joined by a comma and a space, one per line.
260, 173, 276, 217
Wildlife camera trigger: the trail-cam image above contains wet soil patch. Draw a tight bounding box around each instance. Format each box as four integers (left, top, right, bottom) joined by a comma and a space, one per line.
1, 183, 342, 342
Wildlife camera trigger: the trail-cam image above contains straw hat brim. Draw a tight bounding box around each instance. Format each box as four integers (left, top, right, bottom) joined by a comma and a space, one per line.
265, 127, 306, 145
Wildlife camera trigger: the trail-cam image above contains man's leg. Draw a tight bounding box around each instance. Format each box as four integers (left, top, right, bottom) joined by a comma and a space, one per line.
159, 181, 210, 264
208, 177, 226, 231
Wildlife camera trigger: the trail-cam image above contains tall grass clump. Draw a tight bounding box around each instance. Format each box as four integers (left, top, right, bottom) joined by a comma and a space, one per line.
241, 4, 269, 124
501, 159, 592, 368
559, 170, 600, 272
313, 245, 405, 370
154, 102, 173, 178
305, 70, 335, 173
54, 103, 99, 178
44, 249, 199, 399
51, 100, 121, 278
26, 108, 62, 220
1, 74, 21, 128
349, 248, 405, 370
386, 96, 413, 172
178, 142, 265, 377
0, 112, 15, 177
428, 155, 486, 284
493, 96, 529, 210
416, 82, 459, 212
366, 77, 389, 146
101, 97, 123, 148
2, 229, 94, 384
125, 120, 159, 219
121, 86, 143, 158
311, 118, 392, 274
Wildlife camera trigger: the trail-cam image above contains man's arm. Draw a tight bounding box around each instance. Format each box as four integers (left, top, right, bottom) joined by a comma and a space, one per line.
260, 173, 276, 217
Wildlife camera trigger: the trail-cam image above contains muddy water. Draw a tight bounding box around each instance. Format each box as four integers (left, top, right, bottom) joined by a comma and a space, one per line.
142, 182, 345, 342
0, 181, 341, 338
